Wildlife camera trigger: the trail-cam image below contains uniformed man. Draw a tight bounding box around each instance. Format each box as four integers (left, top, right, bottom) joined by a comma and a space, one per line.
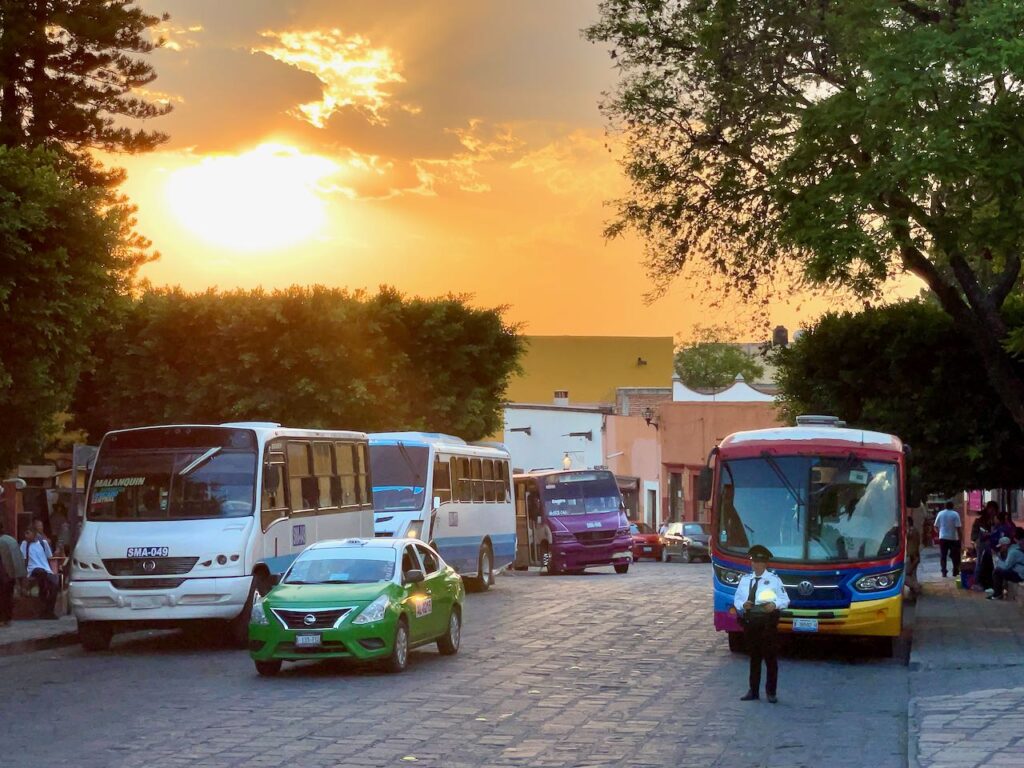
733, 544, 789, 703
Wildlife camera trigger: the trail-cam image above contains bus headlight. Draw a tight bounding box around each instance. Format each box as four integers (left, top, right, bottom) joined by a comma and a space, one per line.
714, 565, 744, 586
405, 523, 422, 540
854, 569, 903, 592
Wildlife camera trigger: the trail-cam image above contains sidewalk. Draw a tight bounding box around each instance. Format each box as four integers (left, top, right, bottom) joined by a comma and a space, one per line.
908, 547, 1024, 768
0, 614, 78, 656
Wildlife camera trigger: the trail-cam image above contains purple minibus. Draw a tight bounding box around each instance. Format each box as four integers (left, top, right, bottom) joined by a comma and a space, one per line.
512, 469, 633, 574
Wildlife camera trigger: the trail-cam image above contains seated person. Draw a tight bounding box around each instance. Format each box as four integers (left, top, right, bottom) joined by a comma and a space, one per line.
988, 529, 1024, 600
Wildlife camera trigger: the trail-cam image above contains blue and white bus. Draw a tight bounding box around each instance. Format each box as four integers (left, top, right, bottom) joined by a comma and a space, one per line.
369, 432, 515, 592
70, 423, 373, 650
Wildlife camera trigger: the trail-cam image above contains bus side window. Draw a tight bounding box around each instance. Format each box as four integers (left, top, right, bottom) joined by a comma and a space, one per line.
457, 458, 472, 503
335, 442, 359, 507
312, 442, 335, 510
287, 441, 317, 512
433, 458, 452, 504
356, 443, 370, 506
261, 442, 288, 530
502, 462, 511, 502
470, 459, 484, 502
482, 460, 496, 502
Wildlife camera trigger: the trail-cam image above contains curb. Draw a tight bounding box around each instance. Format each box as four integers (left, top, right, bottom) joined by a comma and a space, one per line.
0, 628, 78, 657
906, 696, 920, 768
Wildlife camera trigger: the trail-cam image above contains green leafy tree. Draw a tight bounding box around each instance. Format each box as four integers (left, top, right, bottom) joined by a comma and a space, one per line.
0, 146, 148, 472
587, 1, 1024, 431
675, 326, 764, 389
775, 300, 1024, 494
72, 287, 524, 442
0, 0, 170, 157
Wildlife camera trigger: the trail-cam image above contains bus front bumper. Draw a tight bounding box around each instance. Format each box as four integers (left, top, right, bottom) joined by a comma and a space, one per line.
553, 537, 633, 571
714, 594, 903, 637
69, 576, 251, 622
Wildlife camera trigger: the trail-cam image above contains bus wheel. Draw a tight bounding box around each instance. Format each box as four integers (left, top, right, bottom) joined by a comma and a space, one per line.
467, 544, 493, 592
541, 544, 557, 575
614, 563, 629, 574
727, 632, 746, 653
78, 621, 113, 652
255, 659, 282, 677
226, 580, 256, 648
874, 636, 894, 658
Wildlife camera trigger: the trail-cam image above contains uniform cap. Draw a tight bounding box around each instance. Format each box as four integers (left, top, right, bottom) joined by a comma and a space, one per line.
748, 544, 773, 561
999, 536, 1011, 547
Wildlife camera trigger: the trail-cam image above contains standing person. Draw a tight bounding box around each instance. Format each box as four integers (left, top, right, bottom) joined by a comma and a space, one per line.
988, 511, 1015, 552
971, 502, 996, 590
734, 544, 790, 703
988, 529, 1024, 600
934, 501, 962, 578
905, 514, 922, 599
0, 521, 27, 626
20, 527, 59, 619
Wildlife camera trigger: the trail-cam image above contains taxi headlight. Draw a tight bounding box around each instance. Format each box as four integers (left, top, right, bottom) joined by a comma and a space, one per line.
854, 569, 903, 592
714, 565, 744, 586
250, 596, 269, 625
353, 594, 391, 625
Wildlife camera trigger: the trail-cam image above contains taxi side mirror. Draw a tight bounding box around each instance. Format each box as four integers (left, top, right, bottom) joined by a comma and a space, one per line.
404, 569, 425, 585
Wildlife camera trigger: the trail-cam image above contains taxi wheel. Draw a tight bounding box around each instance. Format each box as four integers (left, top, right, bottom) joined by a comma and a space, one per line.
255, 660, 282, 677
437, 607, 461, 655
385, 618, 409, 673
614, 563, 629, 574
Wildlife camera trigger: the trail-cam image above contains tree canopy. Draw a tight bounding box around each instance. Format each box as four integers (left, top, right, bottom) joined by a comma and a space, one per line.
72, 287, 525, 443
675, 326, 765, 389
587, 0, 1024, 432
0, 0, 170, 156
0, 146, 148, 473
774, 299, 1024, 494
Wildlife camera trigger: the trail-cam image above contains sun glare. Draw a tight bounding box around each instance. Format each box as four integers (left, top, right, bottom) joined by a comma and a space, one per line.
165, 144, 339, 252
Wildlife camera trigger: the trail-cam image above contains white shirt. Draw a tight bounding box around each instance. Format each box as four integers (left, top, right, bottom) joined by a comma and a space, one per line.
21, 539, 53, 575
934, 509, 962, 541
733, 570, 790, 613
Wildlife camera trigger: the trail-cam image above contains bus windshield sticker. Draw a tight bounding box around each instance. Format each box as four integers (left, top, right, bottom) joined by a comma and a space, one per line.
94, 477, 145, 487
448, 509, 458, 527
848, 470, 869, 485
92, 487, 123, 503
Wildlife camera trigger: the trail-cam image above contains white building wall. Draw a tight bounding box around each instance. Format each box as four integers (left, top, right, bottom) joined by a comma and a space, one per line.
503, 407, 607, 473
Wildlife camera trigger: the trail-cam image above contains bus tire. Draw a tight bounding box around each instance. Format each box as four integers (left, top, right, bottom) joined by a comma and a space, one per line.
437, 606, 461, 656
467, 543, 493, 593
78, 620, 113, 652
541, 544, 557, 575
727, 632, 746, 653
226, 578, 255, 648
385, 618, 409, 673
614, 563, 629, 574
255, 659, 282, 677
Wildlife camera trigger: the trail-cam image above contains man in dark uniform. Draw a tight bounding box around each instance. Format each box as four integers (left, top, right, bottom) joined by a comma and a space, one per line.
733, 544, 789, 703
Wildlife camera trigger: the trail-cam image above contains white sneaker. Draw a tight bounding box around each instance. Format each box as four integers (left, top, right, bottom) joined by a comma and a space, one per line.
985, 588, 995, 595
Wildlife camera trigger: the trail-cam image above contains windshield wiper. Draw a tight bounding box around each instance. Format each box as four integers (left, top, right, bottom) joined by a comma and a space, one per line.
396, 442, 422, 485
760, 451, 804, 526
179, 447, 222, 477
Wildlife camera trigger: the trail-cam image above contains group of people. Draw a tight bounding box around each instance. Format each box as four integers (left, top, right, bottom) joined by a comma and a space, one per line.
0, 519, 62, 625
969, 501, 1024, 600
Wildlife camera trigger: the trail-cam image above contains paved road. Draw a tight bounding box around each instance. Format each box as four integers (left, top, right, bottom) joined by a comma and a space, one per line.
0, 562, 908, 768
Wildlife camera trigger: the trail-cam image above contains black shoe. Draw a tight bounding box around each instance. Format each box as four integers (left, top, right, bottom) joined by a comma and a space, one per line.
740, 691, 759, 701
767, 693, 778, 703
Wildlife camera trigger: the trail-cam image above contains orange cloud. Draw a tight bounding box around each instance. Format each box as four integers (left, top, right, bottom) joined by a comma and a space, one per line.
255, 29, 410, 127
413, 119, 523, 195
154, 22, 204, 52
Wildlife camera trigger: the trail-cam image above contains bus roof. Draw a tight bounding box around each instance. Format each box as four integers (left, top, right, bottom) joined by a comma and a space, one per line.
513, 468, 615, 480
369, 432, 510, 458
719, 425, 902, 452
101, 423, 369, 443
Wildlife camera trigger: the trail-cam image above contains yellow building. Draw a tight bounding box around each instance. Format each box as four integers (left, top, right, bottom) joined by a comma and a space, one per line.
505, 336, 674, 405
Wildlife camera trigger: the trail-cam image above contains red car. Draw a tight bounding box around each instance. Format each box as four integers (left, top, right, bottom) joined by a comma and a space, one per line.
629, 521, 668, 562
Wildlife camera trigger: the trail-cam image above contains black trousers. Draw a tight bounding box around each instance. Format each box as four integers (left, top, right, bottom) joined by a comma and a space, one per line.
28, 568, 58, 617
992, 568, 1023, 597
744, 619, 779, 695
939, 539, 961, 576
0, 575, 14, 623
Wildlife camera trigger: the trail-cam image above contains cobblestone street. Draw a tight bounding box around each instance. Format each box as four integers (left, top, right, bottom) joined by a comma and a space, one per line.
1, 562, 908, 768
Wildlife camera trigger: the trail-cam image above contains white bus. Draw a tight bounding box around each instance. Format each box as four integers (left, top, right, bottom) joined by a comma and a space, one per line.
69, 423, 373, 650
369, 432, 515, 591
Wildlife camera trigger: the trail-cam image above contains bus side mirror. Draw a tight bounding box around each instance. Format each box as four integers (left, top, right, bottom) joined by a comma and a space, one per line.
697, 467, 713, 502
433, 496, 441, 511
263, 465, 281, 492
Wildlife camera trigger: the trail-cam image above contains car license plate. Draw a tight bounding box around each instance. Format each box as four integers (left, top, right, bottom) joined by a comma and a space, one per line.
643, 546, 653, 553
127, 546, 168, 558
295, 633, 322, 647
793, 618, 819, 632
129, 596, 162, 610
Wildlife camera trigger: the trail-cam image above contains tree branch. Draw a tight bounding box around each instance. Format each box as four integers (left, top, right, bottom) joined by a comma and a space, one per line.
990, 250, 1022, 309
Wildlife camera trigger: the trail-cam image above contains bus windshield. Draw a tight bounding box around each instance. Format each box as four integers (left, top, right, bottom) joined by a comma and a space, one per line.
717, 455, 900, 562
540, 472, 622, 517
88, 427, 257, 521
370, 444, 429, 512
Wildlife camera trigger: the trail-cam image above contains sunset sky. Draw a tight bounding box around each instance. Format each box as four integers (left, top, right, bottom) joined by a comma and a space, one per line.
117, 0, 896, 340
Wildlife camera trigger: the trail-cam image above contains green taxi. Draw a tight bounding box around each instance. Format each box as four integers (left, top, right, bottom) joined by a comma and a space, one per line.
249, 538, 464, 676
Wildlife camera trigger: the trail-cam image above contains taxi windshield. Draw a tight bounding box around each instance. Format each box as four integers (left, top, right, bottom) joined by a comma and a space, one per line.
284, 548, 396, 585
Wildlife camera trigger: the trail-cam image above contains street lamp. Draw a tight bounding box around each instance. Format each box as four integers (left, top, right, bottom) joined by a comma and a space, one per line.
642, 407, 659, 430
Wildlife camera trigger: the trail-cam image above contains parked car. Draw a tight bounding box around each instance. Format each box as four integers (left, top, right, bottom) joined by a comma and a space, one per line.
629, 521, 668, 562
661, 522, 712, 563
249, 538, 464, 676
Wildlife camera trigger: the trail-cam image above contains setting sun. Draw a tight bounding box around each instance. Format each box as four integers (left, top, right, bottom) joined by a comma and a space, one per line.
164, 143, 339, 252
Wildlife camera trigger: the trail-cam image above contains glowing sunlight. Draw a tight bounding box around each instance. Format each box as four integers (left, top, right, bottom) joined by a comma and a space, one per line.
164, 144, 339, 252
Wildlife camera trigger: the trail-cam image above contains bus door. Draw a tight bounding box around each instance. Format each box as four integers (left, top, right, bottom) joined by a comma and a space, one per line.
525, 492, 544, 565
514, 481, 531, 568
